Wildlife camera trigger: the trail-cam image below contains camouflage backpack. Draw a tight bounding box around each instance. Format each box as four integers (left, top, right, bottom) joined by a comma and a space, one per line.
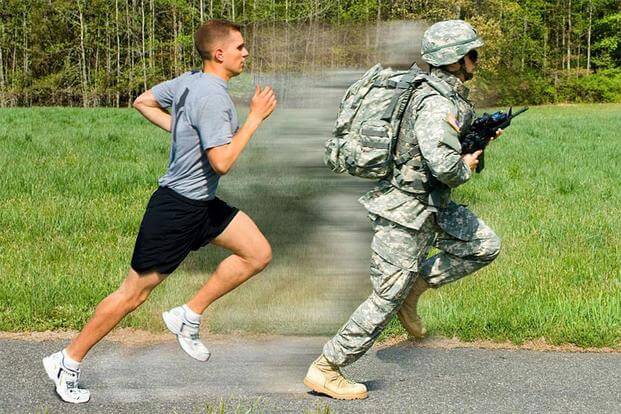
324, 63, 426, 179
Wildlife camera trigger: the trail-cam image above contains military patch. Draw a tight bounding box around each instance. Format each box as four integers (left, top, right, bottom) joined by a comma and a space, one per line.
445, 113, 462, 133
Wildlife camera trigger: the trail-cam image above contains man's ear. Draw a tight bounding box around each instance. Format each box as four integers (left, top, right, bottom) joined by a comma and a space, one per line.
213, 47, 224, 63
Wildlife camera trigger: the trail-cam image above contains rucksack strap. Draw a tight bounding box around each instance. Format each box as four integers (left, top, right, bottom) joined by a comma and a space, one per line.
373, 79, 397, 88
391, 74, 461, 168
393, 147, 422, 166
422, 74, 458, 101
380, 71, 423, 122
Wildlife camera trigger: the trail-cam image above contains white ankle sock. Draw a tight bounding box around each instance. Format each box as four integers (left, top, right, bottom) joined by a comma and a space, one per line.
182, 304, 201, 323
61, 349, 81, 371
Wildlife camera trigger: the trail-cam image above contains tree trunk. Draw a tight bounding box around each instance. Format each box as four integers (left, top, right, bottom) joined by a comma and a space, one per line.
150, 0, 155, 69
250, 0, 256, 76
115, 0, 121, 107
95, 27, 100, 105
543, 27, 547, 70
95, 27, 100, 77
11, 25, 16, 83
192, 1, 196, 69
141, 0, 147, 90
285, 16, 290, 71
554, 0, 559, 69
587, 0, 592, 71
337, 0, 340, 25
106, 15, 111, 106
312, 9, 317, 71
78, 1, 88, 107
173, 6, 178, 75
126, 0, 134, 106
561, 15, 565, 70
521, 14, 527, 72
375, 0, 381, 48
22, 11, 29, 106
567, 0, 571, 71
365, 0, 370, 64
272, 4, 277, 71
179, 17, 184, 70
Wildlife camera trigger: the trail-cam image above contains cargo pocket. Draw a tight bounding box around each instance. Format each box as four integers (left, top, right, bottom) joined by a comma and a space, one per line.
370, 217, 419, 272
436, 201, 480, 241
369, 253, 412, 302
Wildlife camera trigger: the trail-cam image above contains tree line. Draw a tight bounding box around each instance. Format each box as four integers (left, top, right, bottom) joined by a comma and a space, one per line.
0, 0, 619, 107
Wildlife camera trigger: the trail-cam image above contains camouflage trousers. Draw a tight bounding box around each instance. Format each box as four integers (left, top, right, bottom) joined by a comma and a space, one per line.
323, 209, 501, 367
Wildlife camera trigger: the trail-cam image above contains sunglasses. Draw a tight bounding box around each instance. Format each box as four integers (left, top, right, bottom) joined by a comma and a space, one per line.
467, 49, 478, 63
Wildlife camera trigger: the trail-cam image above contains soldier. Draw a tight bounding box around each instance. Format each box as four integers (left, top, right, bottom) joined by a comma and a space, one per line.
304, 20, 502, 400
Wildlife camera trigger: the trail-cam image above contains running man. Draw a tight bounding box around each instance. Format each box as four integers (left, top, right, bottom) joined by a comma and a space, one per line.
43, 19, 277, 403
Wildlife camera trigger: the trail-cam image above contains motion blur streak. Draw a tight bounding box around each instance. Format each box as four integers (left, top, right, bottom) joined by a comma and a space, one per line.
198, 21, 428, 334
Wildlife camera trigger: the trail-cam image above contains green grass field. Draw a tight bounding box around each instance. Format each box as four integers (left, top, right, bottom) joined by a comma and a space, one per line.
1, 103, 619, 348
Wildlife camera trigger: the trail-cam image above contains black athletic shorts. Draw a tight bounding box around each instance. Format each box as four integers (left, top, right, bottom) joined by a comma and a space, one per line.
131, 186, 239, 275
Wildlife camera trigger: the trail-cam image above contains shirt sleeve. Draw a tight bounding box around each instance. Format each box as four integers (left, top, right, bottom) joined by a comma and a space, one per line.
151, 78, 177, 108
415, 95, 472, 188
190, 95, 234, 150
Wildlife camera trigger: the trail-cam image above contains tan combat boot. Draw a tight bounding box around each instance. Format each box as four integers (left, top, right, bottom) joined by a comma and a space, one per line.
397, 277, 430, 338
303, 355, 368, 400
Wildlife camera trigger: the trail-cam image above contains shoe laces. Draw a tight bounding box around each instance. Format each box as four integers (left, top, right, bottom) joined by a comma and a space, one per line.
322, 364, 356, 386
63, 369, 82, 391
338, 370, 357, 385
333, 371, 358, 388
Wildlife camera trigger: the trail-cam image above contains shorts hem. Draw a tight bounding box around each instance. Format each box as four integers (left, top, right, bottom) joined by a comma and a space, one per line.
204, 207, 239, 244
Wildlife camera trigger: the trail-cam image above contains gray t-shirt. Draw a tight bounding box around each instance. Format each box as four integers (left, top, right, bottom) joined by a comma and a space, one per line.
151, 71, 239, 200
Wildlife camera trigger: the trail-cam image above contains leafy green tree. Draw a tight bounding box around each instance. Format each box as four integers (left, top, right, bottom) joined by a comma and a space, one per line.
592, 12, 621, 69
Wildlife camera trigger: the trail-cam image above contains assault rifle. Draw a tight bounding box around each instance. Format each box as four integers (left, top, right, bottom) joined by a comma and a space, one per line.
460, 106, 528, 173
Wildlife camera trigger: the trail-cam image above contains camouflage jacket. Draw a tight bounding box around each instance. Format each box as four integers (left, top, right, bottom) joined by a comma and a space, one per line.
360, 68, 476, 236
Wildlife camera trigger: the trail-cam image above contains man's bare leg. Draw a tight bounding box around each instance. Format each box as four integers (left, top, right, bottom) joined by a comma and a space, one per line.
185, 210, 271, 314
65, 269, 166, 362
63, 211, 269, 362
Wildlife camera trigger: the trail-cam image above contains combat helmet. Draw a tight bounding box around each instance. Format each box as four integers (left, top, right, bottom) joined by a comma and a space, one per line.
421, 20, 484, 66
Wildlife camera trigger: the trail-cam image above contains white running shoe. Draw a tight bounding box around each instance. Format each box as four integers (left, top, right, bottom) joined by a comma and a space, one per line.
162, 306, 211, 362
42, 351, 91, 404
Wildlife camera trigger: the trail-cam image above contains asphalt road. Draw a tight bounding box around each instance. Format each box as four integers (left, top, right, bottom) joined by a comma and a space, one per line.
1, 335, 619, 413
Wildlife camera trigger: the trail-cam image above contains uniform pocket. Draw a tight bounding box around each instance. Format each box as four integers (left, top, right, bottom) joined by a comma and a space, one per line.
369, 253, 412, 301
436, 201, 480, 241
371, 218, 419, 271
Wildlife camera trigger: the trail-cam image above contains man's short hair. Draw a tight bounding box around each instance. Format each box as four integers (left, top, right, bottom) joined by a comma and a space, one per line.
195, 19, 242, 61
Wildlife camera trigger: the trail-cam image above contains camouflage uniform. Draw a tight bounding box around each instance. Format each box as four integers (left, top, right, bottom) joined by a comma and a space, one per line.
323, 22, 501, 367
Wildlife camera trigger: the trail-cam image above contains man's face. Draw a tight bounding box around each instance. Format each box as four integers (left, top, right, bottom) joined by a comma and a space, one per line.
463, 49, 478, 77
215, 30, 248, 77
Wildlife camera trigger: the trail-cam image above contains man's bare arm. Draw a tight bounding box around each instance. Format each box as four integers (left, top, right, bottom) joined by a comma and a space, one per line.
133, 90, 172, 132
207, 86, 276, 175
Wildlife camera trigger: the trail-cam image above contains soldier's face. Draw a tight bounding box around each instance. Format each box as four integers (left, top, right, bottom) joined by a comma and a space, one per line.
463, 49, 478, 76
